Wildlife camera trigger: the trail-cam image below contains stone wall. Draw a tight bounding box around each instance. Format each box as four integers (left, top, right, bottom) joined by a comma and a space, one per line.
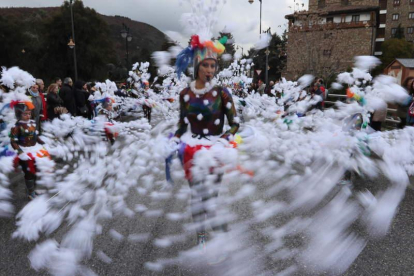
385, 0, 414, 41
309, 0, 379, 12
284, 26, 375, 80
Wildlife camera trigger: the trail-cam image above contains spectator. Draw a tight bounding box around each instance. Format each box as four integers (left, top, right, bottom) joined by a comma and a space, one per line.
257, 79, 266, 96
74, 80, 89, 118
265, 81, 275, 96
26, 84, 43, 132
86, 83, 96, 118
54, 77, 62, 90
397, 78, 414, 128
312, 82, 323, 110
370, 101, 387, 131
59, 77, 76, 116
46, 83, 65, 120
36, 79, 48, 121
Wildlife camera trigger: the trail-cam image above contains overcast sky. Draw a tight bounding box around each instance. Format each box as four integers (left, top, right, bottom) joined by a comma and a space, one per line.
1, 0, 309, 54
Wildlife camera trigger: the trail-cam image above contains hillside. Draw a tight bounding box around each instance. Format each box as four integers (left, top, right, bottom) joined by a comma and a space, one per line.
0, 6, 168, 67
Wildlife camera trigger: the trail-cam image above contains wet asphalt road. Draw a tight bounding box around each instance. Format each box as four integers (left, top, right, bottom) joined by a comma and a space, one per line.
1, 116, 414, 276
2, 161, 414, 276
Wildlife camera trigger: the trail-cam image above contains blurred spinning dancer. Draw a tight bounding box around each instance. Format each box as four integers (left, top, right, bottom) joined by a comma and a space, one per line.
142, 81, 153, 123
171, 35, 240, 248
10, 102, 48, 200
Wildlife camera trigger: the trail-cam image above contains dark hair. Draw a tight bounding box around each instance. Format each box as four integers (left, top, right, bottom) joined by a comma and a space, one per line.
74, 80, 85, 90
403, 77, 414, 95
54, 77, 61, 82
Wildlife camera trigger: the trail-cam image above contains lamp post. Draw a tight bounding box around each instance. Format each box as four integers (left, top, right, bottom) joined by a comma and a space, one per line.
69, 0, 78, 80
121, 23, 133, 72
236, 45, 244, 57
249, 0, 270, 86
265, 47, 270, 87
248, 0, 262, 34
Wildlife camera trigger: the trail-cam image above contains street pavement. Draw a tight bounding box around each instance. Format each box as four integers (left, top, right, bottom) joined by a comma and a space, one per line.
1, 116, 414, 276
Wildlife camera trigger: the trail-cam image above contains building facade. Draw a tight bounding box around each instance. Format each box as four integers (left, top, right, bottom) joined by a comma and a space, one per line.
382, 0, 414, 44
285, 0, 380, 80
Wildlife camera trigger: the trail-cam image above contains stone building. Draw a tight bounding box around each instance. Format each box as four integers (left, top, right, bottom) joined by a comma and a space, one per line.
381, 0, 414, 47
284, 0, 380, 80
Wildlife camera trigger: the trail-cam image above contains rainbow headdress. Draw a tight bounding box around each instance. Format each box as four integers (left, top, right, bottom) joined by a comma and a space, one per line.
175, 35, 228, 78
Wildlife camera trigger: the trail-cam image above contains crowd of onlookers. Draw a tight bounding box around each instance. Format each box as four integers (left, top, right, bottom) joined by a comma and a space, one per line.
3, 75, 414, 133
231, 77, 414, 132
11, 77, 103, 132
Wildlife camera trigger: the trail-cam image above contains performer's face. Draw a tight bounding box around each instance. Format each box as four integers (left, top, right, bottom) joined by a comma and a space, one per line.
197, 59, 216, 83
21, 110, 31, 121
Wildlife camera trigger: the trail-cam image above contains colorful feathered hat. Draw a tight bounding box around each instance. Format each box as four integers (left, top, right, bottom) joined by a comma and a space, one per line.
175, 35, 228, 78
11, 101, 34, 119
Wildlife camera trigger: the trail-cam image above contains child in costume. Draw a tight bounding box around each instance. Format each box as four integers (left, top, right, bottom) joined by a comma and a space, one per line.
141, 81, 153, 123
172, 35, 240, 247
10, 102, 47, 200
94, 97, 118, 145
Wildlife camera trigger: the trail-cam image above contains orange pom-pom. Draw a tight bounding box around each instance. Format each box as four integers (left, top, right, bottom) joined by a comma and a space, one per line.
346, 88, 354, 98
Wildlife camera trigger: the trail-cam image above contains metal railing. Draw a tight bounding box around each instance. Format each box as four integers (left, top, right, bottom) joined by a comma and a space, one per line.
326, 93, 401, 128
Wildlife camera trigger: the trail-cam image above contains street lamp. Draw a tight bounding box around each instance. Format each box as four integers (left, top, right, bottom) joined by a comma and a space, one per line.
249, 0, 270, 86
265, 47, 270, 86
248, 0, 263, 34
120, 23, 133, 72
236, 45, 244, 57
69, 0, 78, 80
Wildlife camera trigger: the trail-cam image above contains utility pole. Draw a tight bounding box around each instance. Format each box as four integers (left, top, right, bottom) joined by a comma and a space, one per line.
69, 0, 78, 80
264, 27, 271, 87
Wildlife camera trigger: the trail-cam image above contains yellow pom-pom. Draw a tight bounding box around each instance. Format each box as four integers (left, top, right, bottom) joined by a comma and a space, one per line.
235, 134, 243, 145
213, 41, 225, 54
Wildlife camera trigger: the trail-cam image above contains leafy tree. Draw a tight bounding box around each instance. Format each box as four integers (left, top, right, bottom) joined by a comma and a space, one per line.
0, 16, 26, 69
40, 0, 116, 82
247, 31, 287, 83
380, 38, 414, 70
0, 10, 47, 77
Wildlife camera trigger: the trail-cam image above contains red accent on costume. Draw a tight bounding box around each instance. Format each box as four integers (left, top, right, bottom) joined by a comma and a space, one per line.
191, 35, 203, 49
183, 144, 211, 181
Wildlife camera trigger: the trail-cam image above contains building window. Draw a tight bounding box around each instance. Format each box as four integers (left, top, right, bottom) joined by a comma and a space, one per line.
411, 0, 414, 5
318, 0, 325, 8
393, 0, 400, 6
408, 27, 414, 34
410, 12, 414, 19
392, 14, 399, 21
391, 27, 404, 38
326, 17, 334, 23
323, 50, 331, 56
351, 15, 360, 22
